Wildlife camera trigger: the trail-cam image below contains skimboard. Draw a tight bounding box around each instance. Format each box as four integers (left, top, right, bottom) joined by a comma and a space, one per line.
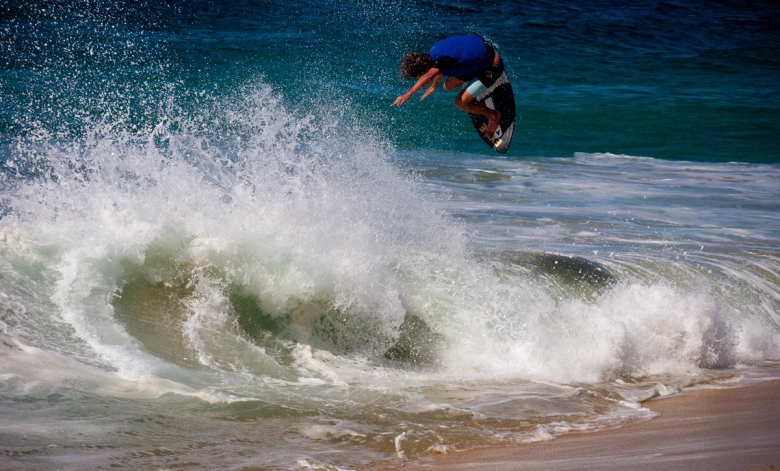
469, 71, 516, 154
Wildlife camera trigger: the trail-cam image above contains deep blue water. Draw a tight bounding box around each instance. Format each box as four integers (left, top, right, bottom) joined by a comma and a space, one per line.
1, 2, 779, 470
2, 0, 779, 162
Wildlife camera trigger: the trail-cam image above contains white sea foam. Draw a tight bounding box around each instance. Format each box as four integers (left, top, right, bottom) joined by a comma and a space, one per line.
1, 78, 778, 471
3, 121, 779, 388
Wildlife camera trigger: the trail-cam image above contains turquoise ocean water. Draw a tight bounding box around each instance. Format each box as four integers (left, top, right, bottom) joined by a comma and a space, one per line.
1, 1, 779, 469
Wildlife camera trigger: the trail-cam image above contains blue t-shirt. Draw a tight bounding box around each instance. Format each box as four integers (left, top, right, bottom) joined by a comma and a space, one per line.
429, 35, 492, 78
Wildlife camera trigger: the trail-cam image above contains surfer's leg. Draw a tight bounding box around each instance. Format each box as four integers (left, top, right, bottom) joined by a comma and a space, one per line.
455, 89, 501, 138
443, 77, 465, 92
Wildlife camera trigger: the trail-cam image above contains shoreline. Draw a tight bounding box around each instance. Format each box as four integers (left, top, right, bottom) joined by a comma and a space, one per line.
371, 379, 780, 471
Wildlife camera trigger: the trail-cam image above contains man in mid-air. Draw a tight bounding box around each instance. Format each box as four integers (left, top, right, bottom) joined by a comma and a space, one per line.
392, 34, 504, 138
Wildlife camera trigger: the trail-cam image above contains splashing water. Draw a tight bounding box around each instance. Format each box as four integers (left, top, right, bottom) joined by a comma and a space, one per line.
1, 80, 778, 469
1, 1, 779, 469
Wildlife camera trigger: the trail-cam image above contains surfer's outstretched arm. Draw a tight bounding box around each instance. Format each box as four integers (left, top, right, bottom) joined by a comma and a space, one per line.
392, 68, 440, 106
421, 73, 443, 101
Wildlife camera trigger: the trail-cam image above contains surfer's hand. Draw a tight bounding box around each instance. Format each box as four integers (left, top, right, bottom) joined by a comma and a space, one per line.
392, 93, 411, 106
393, 69, 440, 107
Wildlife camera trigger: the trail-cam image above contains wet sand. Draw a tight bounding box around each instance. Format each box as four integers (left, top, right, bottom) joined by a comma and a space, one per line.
374, 379, 780, 471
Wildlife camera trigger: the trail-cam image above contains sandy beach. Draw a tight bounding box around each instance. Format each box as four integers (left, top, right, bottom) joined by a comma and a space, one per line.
375, 380, 780, 471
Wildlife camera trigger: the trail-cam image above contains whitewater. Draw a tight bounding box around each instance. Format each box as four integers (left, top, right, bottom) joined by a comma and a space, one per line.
1, 81, 779, 470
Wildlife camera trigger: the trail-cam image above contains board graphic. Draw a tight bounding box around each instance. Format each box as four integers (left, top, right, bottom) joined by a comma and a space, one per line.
469, 71, 516, 154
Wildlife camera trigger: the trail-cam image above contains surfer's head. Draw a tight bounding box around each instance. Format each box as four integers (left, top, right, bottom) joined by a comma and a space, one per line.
399, 53, 432, 80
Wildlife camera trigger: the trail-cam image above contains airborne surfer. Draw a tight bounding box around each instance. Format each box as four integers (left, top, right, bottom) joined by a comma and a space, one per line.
392, 34, 504, 138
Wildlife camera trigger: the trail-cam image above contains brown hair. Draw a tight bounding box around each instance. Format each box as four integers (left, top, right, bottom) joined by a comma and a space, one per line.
399, 53, 432, 80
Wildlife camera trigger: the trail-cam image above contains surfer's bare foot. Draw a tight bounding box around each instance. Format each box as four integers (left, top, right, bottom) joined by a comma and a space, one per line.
483, 111, 502, 138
